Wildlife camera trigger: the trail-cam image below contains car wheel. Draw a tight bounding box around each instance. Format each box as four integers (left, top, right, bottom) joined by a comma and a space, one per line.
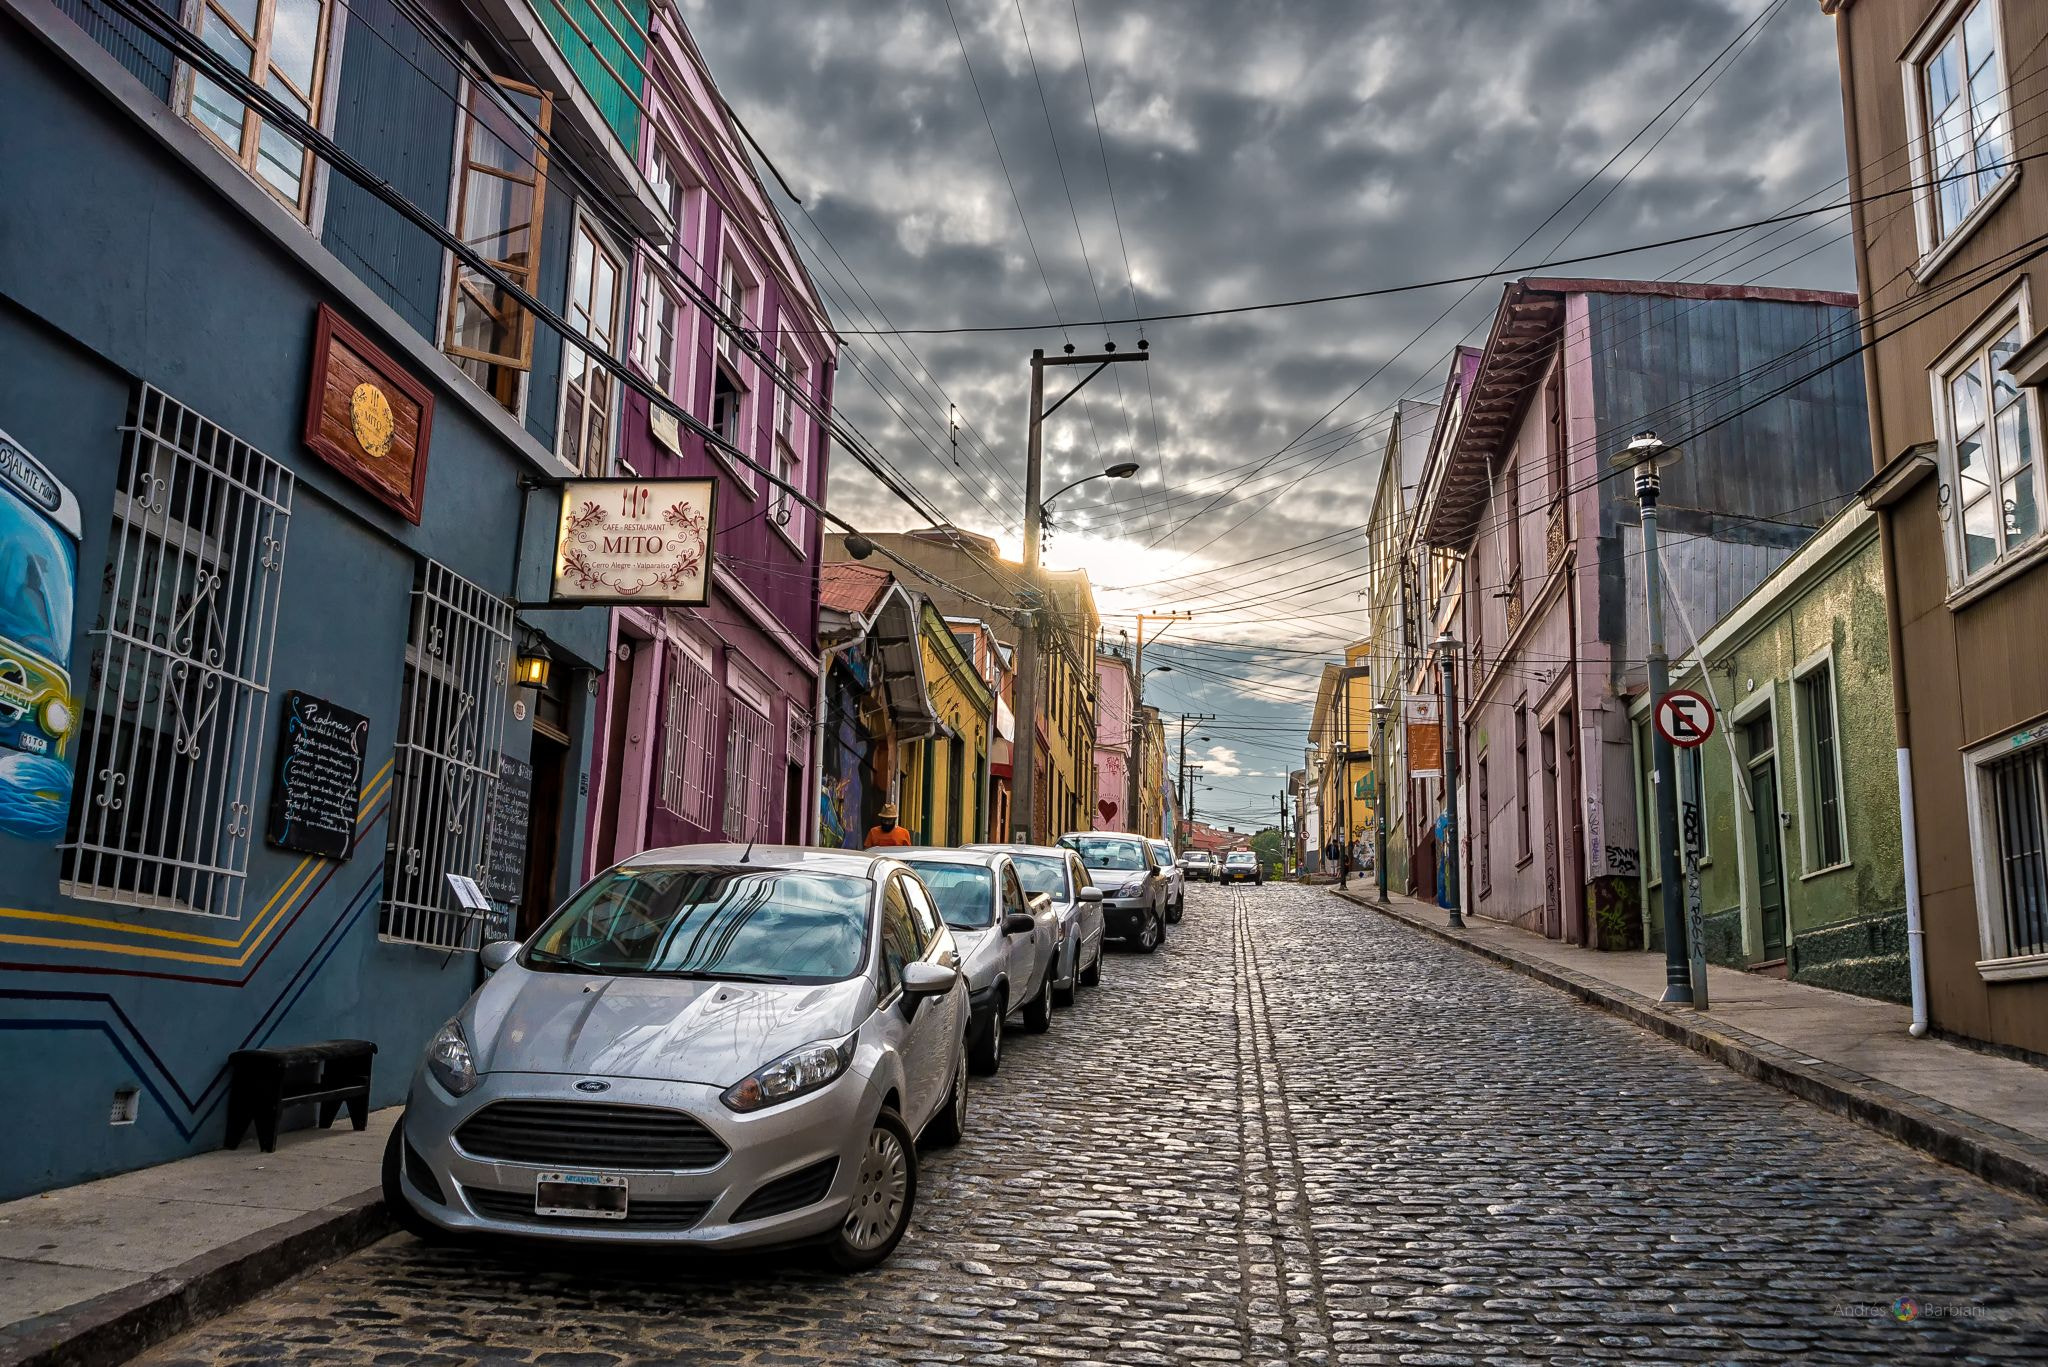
925, 1044, 968, 1147
825, 1109, 918, 1272
380, 1124, 446, 1244
1023, 962, 1054, 1033
1080, 942, 1102, 987
1168, 892, 1184, 924
1136, 910, 1162, 953
968, 995, 1004, 1075
1053, 941, 1078, 1008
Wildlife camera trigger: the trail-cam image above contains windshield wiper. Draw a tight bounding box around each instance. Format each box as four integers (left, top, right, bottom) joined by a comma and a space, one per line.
644, 968, 793, 984
524, 947, 605, 973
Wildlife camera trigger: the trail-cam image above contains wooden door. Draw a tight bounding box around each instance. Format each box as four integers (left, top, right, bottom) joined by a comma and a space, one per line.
1559, 706, 1586, 945
1540, 723, 1562, 939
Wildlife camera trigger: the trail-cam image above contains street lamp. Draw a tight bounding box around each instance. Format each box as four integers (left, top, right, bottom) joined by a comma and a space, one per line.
1043, 461, 1141, 512
1614, 430, 1692, 1004
1436, 628, 1464, 929
1372, 701, 1392, 905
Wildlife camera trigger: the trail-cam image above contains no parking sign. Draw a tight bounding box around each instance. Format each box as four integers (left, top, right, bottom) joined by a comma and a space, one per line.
1654, 690, 1715, 749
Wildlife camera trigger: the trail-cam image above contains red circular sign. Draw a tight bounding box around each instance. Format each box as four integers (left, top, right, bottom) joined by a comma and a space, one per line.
1655, 689, 1716, 748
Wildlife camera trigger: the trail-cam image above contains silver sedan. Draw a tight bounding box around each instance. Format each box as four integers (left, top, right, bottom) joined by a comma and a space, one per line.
969, 842, 1106, 1006
894, 848, 1060, 1076
381, 846, 969, 1271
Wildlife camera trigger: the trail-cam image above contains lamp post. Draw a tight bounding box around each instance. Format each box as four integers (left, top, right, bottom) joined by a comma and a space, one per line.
1372, 701, 1392, 904
1014, 349, 1143, 842
1617, 431, 1692, 1004
1437, 629, 1464, 929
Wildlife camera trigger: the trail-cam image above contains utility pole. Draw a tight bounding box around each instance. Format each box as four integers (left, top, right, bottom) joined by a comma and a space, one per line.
1014, 344, 1149, 843
1174, 712, 1214, 846
1619, 432, 1692, 1004
1437, 629, 1464, 929
1130, 612, 1191, 838
1372, 701, 1392, 903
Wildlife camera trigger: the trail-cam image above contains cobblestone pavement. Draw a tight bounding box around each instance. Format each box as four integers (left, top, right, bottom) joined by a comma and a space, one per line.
138, 884, 2048, 1365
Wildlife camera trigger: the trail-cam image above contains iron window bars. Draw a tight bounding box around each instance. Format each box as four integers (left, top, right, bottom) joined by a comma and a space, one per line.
659, 643, 719, 827
381, 559, 512, 949
63, 386, 294, 920
721, 694, 774, 841
1986, 742, 2048, 961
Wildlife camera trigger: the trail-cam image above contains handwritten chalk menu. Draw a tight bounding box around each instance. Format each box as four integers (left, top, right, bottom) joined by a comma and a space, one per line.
266, 691, 370, 860
484, 755, 533, 908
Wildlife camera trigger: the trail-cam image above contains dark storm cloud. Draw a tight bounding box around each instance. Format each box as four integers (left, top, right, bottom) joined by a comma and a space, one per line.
682, 0, 1852, 813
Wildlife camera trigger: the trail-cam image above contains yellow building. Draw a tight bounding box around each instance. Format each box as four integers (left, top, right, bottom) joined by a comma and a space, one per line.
1036, 568, 1099, 839
1137, 705, 1168, 840
1310, 640, 1375, 861
899, 598, 993, 846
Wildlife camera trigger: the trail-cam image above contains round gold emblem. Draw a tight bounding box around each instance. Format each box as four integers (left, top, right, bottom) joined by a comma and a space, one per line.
350, 383, 396, 459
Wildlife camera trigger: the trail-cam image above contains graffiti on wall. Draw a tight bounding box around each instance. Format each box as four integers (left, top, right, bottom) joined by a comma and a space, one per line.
0, 428, 82, 843
1606, 845, 1640, 876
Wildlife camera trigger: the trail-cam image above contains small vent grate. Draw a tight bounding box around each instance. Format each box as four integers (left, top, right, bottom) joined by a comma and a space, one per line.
109, 1087, 139, 1125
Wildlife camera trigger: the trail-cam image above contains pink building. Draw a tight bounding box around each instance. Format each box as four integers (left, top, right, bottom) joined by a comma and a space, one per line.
1093, 654, 1134, 831
583, 14, 837, 872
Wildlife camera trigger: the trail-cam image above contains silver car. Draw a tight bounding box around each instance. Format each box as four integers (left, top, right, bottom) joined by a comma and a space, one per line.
381, 846, 969, 1271
969, 843, 1106, 1006
894, 848, 1059, 1077
1149, 840, 1186, 924
1058, 832, 1170, 953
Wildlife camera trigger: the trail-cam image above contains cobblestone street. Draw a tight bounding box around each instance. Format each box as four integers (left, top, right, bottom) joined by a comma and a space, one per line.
140, 884, 2048, 1365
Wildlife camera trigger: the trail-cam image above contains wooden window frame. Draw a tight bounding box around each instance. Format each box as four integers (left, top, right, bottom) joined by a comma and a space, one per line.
443, 76, 552, 409
1900, 0, 2019, 277
1962, 717, 2048, 981
1793, 647, 1850, 876
1930, 283, 2044, 590
558, 211, 626, 477
179, 0, 336, 220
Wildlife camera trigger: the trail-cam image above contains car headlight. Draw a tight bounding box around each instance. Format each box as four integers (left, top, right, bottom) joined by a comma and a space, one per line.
426, 1019, 479, 1096
722, 1033, 857, 1113
1115, 879, 1147, 899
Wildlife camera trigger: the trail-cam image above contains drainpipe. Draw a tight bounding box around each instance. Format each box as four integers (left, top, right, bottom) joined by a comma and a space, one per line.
1880, 513, 1930, 1037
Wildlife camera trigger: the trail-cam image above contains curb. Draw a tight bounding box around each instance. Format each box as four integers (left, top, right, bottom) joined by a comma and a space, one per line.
0, 1190, 390, 1367
1335, 889, 2048, 1207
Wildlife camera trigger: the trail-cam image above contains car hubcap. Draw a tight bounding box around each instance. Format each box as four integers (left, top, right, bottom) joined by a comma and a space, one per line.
843, 1125, 910, 1251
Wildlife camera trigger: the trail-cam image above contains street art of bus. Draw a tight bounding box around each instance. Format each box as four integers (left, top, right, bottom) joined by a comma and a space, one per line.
0, 428, 82, 843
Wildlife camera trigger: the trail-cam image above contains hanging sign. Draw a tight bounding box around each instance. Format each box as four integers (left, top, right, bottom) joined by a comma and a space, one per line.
1405, 693, 1443, 780
550, 477, 716, 606
303, 305, 434, 524
1655, 689, 1716, 749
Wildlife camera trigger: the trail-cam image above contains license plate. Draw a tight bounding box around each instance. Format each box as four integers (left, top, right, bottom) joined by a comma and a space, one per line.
534, 1171, 628, 1219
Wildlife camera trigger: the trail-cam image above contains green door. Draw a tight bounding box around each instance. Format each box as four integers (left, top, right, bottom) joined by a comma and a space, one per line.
1749, 753, 1787, 962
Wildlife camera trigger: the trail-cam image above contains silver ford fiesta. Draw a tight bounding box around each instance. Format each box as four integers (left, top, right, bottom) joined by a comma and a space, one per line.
382, 846, 970, 1270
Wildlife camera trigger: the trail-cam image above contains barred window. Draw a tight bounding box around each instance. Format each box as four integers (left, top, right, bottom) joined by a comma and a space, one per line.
63, 387, 294, 919
381, 560, 512, 949
1968, 733, 2048, 971
1798, 660, 1845, 870
721, 695, 775, 841
659, 643, 718, 826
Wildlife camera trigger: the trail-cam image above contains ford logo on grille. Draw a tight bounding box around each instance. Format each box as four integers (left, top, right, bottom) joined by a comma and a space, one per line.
575, 1080, 610, 1093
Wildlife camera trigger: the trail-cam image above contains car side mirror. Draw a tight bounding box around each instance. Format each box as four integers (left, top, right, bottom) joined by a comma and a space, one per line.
480, 940, 521, 975
1078, 887, 1104, 903
902, 959, 958, 999
1003, 912, 1037, 935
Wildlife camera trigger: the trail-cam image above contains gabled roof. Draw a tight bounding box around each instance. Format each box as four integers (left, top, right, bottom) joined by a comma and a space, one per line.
819, 562, 893, 617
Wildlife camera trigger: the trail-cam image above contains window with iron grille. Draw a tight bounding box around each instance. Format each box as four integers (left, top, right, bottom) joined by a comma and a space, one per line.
659, 644, 718, 826
721, 695, 775, 841
62, 385, 294, 919
1798, 660, 1846, 869
380, 560, 512, 950
1968, 733, 2048, 969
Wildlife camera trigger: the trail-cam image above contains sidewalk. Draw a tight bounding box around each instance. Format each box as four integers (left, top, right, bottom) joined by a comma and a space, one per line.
0, 1109, 397, 1367
1336, 886, 2048, 1204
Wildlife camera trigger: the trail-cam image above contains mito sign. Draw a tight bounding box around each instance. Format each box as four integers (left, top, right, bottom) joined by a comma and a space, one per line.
550, 478, 717, 606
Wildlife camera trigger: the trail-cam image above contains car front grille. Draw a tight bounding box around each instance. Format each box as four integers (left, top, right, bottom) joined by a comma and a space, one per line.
464, 1186, 712, 1231
454, 1100, 729, 1171
732, 1156, 839, 1223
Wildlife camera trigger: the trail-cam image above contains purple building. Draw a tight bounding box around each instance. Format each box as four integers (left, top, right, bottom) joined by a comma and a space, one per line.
580, 17, 836, 878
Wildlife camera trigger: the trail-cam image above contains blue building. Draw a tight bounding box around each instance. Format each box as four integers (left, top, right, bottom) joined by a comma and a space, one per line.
0, 0, 664, 1194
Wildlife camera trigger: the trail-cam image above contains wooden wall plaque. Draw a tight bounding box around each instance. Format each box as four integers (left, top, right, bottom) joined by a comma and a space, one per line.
303, 304, 435, 524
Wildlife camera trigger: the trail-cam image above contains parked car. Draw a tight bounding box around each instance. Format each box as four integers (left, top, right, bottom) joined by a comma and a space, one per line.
1221, 849, 1264, 885
1149, 839, 1186, 923
1179, 849, 1217, 882
969, 842, 1105, 1006
1058, 832, 1170, 952
382, 846, 968, 1271
894, 848, 1060, 1076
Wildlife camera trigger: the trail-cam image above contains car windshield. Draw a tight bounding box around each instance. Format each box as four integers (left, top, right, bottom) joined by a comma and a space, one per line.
907, 862, 994, 930
1187, 852, 1212, 863
1010, 854, 1069, 900
525, 866, 869, 982
1063, 836, 1147, 870
1227, 853, 1254, 865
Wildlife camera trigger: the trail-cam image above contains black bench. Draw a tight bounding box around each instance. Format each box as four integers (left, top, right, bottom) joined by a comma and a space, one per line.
224, 1039, 377, 1153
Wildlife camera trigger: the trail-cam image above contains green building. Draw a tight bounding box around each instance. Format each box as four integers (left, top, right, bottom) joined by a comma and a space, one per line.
1628, 503, 1907, 1002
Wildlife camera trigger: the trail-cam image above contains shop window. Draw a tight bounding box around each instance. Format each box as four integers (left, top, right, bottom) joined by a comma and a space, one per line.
380, 560, 513, 950
444, 77, 551, 414
182, 0, 333, 217
62, 386, 294, 919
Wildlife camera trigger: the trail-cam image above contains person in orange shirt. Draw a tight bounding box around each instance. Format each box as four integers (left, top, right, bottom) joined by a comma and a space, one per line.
864, 802, 911, 849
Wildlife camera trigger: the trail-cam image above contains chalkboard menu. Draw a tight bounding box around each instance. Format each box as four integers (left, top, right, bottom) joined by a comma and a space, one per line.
485, 755, 533, 909
266, 691, 370, 860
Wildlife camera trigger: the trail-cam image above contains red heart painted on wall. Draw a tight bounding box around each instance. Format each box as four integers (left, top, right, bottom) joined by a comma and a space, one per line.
1098, 799, 1118, 821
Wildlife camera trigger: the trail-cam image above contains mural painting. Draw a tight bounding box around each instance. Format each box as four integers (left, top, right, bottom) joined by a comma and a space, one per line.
0, 428, 82, 842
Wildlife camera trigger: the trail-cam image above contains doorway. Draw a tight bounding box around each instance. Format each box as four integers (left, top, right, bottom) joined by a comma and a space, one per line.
1541, 723, 1562, 939
520, 724, 569, 938
1745, 713, 1788, 963
1559, 705, 1585, 945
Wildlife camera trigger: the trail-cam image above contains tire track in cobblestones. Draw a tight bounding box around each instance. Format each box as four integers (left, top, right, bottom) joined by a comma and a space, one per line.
1231, 884, 1334, 1366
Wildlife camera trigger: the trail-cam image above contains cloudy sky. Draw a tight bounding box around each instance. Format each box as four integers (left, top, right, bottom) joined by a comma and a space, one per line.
687, 0, 1853, 833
